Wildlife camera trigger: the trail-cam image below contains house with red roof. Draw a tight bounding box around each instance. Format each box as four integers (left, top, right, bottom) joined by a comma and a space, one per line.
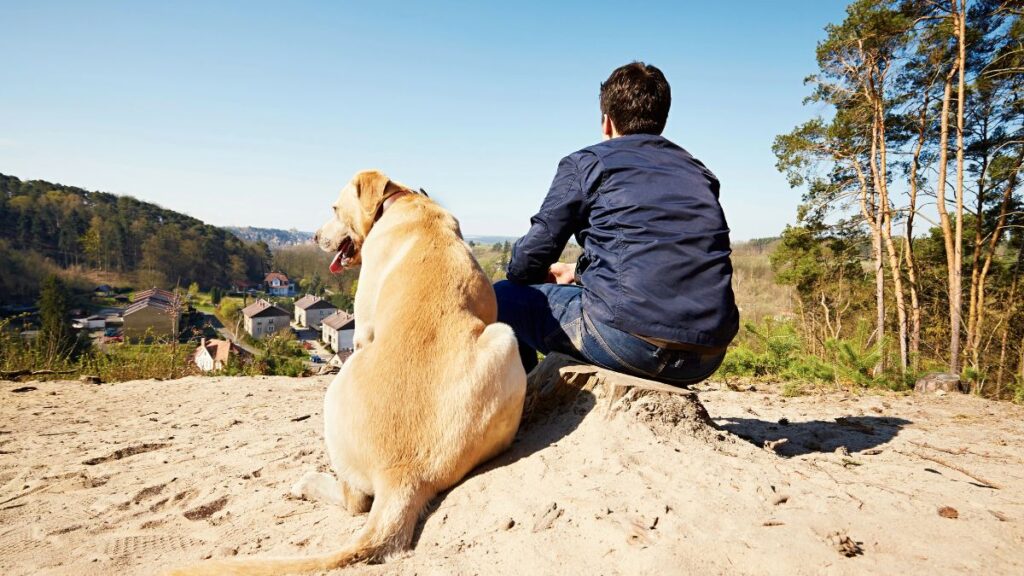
264, 272, 293, 296
193, 337, 249, 372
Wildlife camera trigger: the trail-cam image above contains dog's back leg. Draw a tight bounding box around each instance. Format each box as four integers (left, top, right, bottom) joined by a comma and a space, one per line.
290, 471, 373, 514
290, 471, 342, 505
162, 477, 432, 575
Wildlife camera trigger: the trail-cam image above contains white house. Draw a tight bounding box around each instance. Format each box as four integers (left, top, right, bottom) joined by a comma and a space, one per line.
193, 338, 248, 372
72, 315, 106, 330
264, 272, 293, 296
293, 294, 337, 329
321, 310, 355, 353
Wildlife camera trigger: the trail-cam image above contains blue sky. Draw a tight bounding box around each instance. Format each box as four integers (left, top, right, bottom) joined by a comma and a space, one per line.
0, 1, 847, 240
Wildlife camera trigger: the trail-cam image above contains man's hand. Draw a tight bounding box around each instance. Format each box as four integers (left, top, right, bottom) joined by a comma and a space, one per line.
546, 262, 577, 285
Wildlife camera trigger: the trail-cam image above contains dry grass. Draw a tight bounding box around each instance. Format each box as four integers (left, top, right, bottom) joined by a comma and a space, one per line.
730, 240, 794, 325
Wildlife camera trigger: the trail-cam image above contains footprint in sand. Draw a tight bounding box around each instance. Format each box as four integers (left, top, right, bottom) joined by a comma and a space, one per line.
82, 443, 168, 466
183, 496, 228, 520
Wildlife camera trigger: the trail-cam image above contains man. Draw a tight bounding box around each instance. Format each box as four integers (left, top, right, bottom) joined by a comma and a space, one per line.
495, 61, 738, 386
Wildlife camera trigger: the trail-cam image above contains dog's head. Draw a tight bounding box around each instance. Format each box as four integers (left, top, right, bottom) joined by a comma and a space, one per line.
315, 170, 408, 274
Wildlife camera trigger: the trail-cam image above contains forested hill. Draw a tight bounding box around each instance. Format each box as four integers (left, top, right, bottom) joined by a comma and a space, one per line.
224, 226, 313, 248
0, 173, 271, 297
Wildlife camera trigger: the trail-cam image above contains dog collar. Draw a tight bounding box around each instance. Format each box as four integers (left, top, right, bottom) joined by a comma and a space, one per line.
375, 190, 411, 222
374, 187, 428, 222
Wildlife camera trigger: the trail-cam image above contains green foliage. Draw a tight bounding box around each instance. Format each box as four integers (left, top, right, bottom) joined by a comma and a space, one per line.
329, 293, 354, 312
257, 332, 307, 376
0, 313, 192, 382
272, 244, 357, 301
718, 319, 834, 383
781, 381, 806, 397
0, 173, 271, 298
827, 337, 882, 388
0, 240, 63, 299
37, 275, 78, 363
717, 317, 911, 391
80, 343, 193, 381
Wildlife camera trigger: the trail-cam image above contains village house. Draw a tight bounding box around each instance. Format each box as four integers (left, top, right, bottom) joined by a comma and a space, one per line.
193, 337, 248, 372
241, 299, 290, 339
230, 280, 258, 295
122, 288, 182, 341
293, 295, 337, 329
321, 310, 355, 353
72, 314, 106, 330
328, 350, 354, 369
264, 272, 293, 296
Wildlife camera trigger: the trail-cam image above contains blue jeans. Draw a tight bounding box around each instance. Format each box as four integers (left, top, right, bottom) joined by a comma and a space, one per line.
494, 281, 725, 387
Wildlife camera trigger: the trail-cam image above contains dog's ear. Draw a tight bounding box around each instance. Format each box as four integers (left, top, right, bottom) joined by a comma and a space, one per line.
355, 171, 404, 217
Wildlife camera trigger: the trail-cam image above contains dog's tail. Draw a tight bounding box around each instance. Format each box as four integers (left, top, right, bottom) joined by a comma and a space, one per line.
162, 478, 432, 576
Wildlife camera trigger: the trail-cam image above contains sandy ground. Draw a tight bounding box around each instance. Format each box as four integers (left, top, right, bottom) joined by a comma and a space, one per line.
2, 374, 1023, 575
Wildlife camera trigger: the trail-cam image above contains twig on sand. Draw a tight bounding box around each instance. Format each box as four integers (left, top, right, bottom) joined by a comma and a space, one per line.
908, 440, 966, 455
909, 439, 1022, 464
899, 450, 1001, 489
3, 369, 76, 380
0, 483, 50, 506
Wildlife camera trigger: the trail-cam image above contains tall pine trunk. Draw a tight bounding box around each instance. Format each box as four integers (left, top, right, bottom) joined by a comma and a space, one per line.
869, 93, 908, 372
951, 0, 967, 378
905, 92, 930, 367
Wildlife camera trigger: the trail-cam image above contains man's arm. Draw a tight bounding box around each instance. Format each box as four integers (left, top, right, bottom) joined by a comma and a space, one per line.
506, 154, 589, 284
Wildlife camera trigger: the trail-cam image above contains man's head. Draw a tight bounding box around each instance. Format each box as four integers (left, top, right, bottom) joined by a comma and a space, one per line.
599, 61, 671, 139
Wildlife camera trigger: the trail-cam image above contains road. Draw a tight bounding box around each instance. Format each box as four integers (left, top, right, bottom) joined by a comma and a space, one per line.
204, 313, 259, 356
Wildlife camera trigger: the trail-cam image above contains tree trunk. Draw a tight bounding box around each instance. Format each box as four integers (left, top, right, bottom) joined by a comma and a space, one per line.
966, 151, 988, 367
851, 159, 885, 370
934, 67, 959, 375
873, 193, 886, 373
952, 0, 967, 378
905, 92, 929, 367
971, 152, 1024, 374
873, 96, 908, 373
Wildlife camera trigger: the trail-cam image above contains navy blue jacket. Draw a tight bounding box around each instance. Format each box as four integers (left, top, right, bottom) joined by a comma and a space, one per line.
506, 134, 739, 348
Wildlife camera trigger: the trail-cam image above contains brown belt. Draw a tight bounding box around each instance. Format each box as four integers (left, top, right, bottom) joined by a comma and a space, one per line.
634, 334, 728, 355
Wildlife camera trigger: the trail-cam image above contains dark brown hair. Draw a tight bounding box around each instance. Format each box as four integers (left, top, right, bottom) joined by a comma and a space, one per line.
599, 62, 671, 135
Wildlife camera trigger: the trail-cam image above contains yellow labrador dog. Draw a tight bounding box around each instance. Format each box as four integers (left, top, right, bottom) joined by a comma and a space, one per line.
167, 170, 526, 575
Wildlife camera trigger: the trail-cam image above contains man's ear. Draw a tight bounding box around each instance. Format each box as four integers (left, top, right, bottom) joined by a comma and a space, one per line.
601, 114, 615, 140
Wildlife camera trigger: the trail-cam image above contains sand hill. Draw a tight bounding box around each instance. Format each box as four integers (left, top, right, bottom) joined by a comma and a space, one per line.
2, 354, 1023, 575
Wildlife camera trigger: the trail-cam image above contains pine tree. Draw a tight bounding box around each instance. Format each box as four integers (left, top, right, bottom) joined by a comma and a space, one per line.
37, 274, 75, 362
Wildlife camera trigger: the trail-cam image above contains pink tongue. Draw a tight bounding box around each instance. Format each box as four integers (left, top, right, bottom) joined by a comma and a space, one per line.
329, 252, 344, 274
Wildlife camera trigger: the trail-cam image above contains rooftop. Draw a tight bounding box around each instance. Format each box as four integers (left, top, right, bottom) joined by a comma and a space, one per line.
241, 299, 290, 318
322, 310, 355, 330
294, 294, 336, 310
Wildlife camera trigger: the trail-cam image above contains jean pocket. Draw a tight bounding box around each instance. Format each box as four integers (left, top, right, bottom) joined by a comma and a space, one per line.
581, 312, 663, 378
657, 351, 726, 386
543, 317, 582, 356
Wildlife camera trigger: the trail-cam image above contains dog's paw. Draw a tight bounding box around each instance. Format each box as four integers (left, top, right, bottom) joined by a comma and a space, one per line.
289, 471, 341, 504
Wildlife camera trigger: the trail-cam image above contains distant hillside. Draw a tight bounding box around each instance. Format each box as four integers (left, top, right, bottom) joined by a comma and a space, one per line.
465, 235, 518, 245
0, 173, 271, 298
225, 226, 313, 248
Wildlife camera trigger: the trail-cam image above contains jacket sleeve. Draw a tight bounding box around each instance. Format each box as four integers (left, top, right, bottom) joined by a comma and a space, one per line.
506, 153, 588, 284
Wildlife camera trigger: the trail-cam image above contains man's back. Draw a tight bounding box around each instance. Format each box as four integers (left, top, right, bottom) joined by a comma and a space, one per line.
497, 61, 737, 385
507, 133, 739, 349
